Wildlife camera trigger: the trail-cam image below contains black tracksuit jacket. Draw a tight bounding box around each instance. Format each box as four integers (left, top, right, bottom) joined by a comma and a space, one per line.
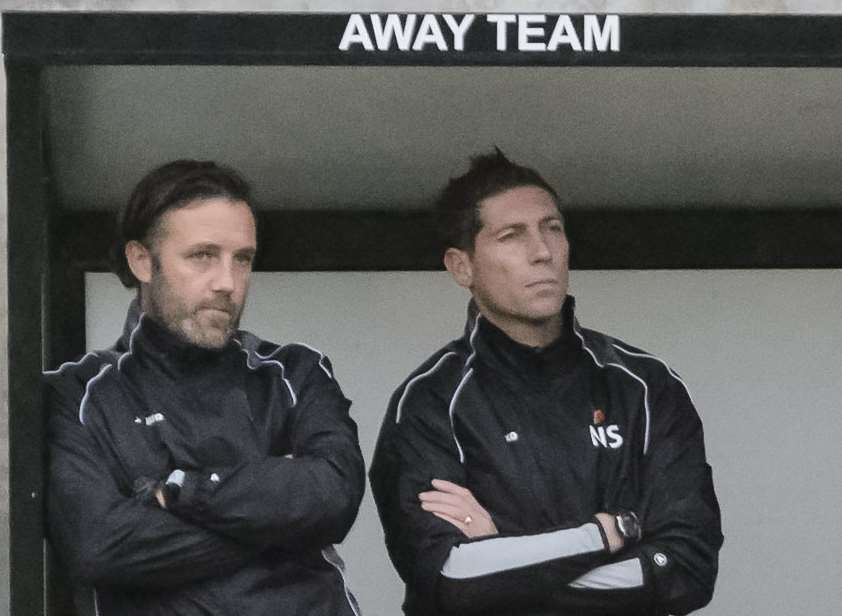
44, 303, 365, 615
370, 298, 723, 616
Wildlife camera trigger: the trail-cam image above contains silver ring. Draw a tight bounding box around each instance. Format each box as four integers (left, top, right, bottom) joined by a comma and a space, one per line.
464, 515, 473, 525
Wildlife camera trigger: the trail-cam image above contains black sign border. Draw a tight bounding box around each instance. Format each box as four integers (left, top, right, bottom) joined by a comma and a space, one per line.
6, 12, 842, 66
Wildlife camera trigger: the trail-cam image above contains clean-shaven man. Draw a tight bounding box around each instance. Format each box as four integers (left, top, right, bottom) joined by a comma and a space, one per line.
370, 150, 722, 615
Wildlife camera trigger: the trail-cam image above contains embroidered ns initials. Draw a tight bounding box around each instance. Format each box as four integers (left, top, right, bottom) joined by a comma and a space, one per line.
589, 424, 623, 449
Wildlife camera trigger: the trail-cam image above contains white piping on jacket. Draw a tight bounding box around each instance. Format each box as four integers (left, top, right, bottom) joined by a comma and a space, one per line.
79, 364, 112, 425
447, 315, 482, 464
395, 352, 457, 424
611, 342, 696, 405
574, 329, 652, 455
43, 352, 100, 376
321, 546, 362, 616
117, 314, 145, 372
235, 339, 297, 407
289, 341, 334, 379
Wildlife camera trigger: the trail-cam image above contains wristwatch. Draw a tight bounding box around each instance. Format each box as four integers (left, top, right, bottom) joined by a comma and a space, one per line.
160, 480, 180, 508
161, 469, 186, 508
614, 510, 642, 543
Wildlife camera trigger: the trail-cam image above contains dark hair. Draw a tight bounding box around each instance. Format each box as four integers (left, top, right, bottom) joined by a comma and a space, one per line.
112, 160, 254, 288
435, 148, 560, 251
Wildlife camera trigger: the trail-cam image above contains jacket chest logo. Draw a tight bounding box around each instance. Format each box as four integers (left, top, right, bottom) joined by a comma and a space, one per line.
589, 407, 623, 449
134, 412, 166, 426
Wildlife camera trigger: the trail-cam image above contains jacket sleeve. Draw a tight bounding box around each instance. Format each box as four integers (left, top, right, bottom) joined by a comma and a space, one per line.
165, 353, 365, 550
442, 371, 723, 616
604, 372, 723, 615
370, 379, 615, 615
46, 372, 258, 590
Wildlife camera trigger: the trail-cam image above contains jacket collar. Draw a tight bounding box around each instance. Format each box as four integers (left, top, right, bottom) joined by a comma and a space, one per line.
462, 295, 627, 376
464, 296, 582, 380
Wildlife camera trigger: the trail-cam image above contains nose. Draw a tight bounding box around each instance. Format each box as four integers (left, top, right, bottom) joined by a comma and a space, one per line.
528, 231, 552, 263
211, 258, 236, 293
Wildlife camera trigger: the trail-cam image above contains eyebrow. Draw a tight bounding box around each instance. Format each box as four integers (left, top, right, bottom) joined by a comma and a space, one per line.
184, 242, 220, 252
491, 215, 563, 234
183, 242, 257, 254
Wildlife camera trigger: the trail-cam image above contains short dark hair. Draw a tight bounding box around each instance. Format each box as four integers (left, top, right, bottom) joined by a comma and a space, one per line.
434, 148, 560, 251
112, 160, 254, 288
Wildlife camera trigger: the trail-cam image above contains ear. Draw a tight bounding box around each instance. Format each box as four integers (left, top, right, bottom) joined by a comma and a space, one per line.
125, 240, 153, 284
443, 247, 473, 289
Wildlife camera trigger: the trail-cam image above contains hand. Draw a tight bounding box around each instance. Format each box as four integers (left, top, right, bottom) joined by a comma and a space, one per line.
419, 479, 498, 538
132, 476, 165, 507
154, 486, 167, 509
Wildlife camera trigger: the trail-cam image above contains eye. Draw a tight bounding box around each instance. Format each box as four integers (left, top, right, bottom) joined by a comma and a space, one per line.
190, 250, 214, 260
497, 229, 518, 242
235, 253, 255, 266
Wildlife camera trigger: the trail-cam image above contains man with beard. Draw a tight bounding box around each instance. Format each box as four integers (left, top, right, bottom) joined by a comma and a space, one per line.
44, 160, 365, 616
369, 150, 723, 616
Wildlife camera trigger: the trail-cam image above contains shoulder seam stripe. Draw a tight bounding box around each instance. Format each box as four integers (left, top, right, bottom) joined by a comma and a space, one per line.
611, 343, 696, 405
43, 351, 100, 376
395, 351, 458, 424
575, 330, 651, 455
611, 343, 682, 380
289, 341, 334, 379
79, 364, 113, 425
235, 339, 297, 407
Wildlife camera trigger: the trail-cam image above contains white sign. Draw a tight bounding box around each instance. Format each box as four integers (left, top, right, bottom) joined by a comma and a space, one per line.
338, 14, 621, 53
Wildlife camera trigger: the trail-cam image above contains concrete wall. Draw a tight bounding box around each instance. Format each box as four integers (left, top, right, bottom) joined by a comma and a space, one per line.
3, 2, 842, 615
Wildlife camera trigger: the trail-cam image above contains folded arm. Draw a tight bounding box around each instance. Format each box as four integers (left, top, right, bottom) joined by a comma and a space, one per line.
370, 385, 615, 615
162, 356, 366, 550
437, 376, 722, 615
46, 377, 257, 590
371, 370, 721, 615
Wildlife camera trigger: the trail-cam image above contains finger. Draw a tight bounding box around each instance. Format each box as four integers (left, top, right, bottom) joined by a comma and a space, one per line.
430, 480, 481, 507
432, 512, 496, 540
418, 490, 470, 507
420, 501, 469, 520
431, 479, 471, 495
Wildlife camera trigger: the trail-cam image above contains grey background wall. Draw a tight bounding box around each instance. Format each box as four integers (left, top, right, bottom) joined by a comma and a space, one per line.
88, 269, 842, 616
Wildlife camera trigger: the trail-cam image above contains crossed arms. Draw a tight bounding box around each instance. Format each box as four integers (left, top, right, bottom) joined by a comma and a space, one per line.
45, 355, 365, 590
370, 372, 723, 616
